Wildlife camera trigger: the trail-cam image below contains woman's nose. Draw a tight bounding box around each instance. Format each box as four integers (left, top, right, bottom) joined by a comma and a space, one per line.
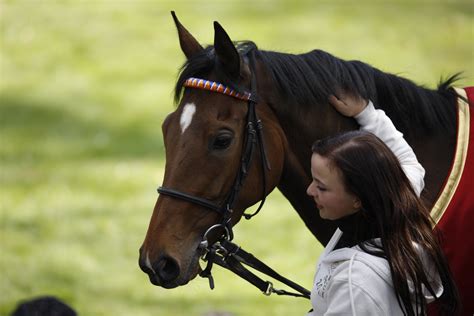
306, 182, 315, 197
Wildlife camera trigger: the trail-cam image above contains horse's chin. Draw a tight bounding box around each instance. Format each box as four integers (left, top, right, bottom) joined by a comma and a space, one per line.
180, 248, 202, 284
151, 278, 182, 289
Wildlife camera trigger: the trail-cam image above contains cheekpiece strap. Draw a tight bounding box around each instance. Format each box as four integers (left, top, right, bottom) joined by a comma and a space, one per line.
184, 77, 252, 101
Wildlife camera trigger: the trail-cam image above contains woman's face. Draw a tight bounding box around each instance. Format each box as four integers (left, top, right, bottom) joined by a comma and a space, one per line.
307, 154, 361, 220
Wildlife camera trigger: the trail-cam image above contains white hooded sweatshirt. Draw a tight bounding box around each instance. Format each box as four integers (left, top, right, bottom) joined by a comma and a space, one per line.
308, 230, 443, 316
307, 102, 442, 315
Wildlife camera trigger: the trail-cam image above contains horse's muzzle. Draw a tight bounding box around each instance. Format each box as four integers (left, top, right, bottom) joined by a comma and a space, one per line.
138, 248, 181, 288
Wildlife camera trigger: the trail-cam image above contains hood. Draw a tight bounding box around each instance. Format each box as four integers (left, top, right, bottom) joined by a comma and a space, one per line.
321, 238, 443, 302
321, 243, 393, 284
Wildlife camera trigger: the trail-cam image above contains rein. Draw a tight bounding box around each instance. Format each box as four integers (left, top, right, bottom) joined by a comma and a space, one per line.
157, 59, 310, 299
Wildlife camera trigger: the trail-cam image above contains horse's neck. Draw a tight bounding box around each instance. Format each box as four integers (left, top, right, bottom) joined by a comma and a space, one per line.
404, 133, 456, 207
266, 93, 456, 244
265, 98, 358, 172
277, 145, 338, 245
263, 99, 356, 245
257, 53, 457, 240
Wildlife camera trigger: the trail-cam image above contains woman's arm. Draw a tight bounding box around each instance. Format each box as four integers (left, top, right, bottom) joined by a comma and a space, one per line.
329, 94, 425, 196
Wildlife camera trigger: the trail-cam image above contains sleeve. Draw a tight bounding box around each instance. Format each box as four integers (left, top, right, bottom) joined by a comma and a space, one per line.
354, 101, 425, 196
323, 278, 385, 316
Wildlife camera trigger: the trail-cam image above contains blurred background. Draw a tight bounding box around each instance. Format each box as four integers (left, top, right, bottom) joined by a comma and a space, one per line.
1, 0, 472, 315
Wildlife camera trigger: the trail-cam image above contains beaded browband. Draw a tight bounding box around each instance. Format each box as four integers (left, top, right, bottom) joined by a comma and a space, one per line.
184, 77, 253, 101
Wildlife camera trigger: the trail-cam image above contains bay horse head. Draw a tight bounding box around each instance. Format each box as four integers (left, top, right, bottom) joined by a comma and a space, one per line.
138, 13, 288, 288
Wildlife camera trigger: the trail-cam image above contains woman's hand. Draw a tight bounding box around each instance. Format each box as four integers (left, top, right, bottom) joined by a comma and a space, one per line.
329, 92, 369, 117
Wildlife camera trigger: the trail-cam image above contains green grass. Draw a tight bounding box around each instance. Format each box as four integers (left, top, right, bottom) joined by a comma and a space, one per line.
1, 1, 472, 315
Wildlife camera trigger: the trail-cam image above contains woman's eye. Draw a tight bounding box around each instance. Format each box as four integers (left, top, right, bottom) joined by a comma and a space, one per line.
317, 186, 327, 192
211, 132, 233, 150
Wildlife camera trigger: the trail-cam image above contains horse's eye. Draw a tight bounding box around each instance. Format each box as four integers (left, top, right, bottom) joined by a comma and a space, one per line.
211, 131, 234, 150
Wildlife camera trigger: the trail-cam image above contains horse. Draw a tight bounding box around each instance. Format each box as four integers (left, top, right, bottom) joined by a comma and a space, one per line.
139, 12, 473, 314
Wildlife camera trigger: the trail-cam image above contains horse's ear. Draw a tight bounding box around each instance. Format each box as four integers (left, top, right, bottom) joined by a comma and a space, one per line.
213, 21, 240, 79
171, 11, 203, 59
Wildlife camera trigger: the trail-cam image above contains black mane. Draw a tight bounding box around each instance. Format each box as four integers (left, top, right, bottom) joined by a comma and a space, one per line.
175, 42, 460, 137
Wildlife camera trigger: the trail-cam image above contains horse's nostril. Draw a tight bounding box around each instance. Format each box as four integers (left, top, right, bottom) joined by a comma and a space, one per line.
155, 256, 180, 283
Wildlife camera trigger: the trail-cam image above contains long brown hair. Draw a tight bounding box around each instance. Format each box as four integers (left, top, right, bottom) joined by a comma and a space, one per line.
312, 130, 459, 316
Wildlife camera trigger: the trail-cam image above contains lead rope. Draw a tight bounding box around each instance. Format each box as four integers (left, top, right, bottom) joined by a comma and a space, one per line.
205, 239, 311, 299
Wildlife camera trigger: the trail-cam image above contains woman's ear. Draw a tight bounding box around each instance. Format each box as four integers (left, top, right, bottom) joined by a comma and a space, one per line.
353, 198, 362, 210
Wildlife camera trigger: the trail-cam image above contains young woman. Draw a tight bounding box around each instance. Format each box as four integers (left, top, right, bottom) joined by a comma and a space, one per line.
306, 93, 459, 315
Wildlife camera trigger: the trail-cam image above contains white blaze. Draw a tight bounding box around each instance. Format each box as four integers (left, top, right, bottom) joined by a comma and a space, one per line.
180, 102, 196, 134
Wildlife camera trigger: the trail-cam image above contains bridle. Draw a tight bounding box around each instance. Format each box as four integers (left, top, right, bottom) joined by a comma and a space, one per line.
157, 55, 310, 299
158, 70, 270, 226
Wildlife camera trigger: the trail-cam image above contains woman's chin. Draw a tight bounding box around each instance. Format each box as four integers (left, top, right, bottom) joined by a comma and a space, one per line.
318, 209, 329, 220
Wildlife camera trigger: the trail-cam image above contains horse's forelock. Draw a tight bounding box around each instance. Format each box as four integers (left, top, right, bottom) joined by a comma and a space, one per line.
174, 42, 258, 105
174, 46, 215, 104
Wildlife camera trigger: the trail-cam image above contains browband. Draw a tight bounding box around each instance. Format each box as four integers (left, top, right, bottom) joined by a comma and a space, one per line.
184, 77, 253, 101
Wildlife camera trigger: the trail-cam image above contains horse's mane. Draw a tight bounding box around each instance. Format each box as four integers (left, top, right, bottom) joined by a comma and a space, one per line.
175, 41, 460, 137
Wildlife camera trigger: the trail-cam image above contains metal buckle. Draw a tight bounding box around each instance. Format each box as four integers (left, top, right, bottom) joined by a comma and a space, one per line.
264, 282, 273, 296
214, 242, 228, 257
